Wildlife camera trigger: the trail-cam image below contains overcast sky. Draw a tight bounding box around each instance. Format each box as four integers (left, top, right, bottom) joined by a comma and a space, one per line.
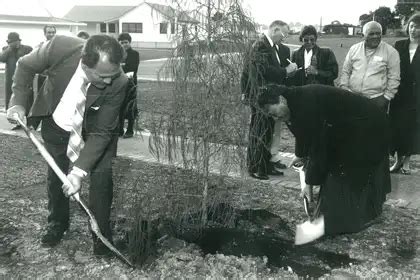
4, 0, 398, 26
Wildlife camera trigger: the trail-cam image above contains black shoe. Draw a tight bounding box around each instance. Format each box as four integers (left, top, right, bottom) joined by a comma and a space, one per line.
41, 225, 67, 247
268, 168, 284, 176
123, 132, 133, 139
249, 172, 269, 180
271, 161, 287, 169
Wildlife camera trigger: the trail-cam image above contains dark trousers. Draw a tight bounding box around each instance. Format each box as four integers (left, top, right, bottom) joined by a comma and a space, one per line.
41, 117, 115, 240
119, 112, 135, 135
247, 107, 275, 174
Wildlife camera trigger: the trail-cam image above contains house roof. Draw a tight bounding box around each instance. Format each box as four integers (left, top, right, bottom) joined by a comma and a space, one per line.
64, 3, 199, 24
145, 2, 199, 23
0, 14, 86, 26
64, 6, 136, 22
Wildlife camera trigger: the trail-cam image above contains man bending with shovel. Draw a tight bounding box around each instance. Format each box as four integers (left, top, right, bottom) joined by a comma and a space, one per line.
7, 35, 128, 256
261, 84, 391, 245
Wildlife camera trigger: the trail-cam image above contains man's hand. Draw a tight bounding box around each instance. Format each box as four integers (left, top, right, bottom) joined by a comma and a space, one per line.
300, 184, 313, 202
371, 95, 390, 111
306, 65, 318, 76
286, 62, 298, 76
62, 172, 82, 197
289, 156, 305, 168
6, 105, 26, 125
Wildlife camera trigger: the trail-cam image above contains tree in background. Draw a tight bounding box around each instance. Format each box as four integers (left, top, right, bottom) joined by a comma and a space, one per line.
149, 0, 256, 228
359, 13, 373, 26
359, 6, 401, 34
373, 6, 396, 34
395, 1, 420, 23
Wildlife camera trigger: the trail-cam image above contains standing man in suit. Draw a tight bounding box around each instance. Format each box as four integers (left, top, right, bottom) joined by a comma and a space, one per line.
0, 32, 32, 128
6, 35, 128, 256
118, 32, 140, 138
241, 20, 297, 180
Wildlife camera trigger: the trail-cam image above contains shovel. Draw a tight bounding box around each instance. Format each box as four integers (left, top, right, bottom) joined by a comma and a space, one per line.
13, 115, 134, 267
292, 164, 324, 245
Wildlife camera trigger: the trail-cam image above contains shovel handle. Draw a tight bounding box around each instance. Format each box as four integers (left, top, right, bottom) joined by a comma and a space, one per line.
13, 114, 81, 202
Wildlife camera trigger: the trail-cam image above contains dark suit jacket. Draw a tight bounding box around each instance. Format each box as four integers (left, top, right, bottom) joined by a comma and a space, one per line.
291, 45, 338, 86
122, 47, 139, 84
391, 39, 420, 110
10, 35, 128, 172
241, 34, 290, 106
283, 85, 389, 185
0, 44, 33, 106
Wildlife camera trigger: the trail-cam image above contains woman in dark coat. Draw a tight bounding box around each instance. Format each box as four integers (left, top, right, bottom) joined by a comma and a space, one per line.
262, 84, 391, 244
291, 25, 338, 86
389, 13, 420, 174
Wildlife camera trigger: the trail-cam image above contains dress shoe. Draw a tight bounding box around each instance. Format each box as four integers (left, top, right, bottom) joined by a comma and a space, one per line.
249, 172, 269, 180
123, 132, 133, 139
41, 225, 67, 247
271, 161, 287, 169
268, 169, 284, 176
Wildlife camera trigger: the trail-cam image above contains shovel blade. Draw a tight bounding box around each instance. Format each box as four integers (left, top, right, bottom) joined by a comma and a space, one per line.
295, 216, 325, 245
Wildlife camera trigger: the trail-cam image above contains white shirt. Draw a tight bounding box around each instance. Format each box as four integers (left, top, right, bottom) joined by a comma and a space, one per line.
304, 49, 313, 69
409, 42, 418, 63
52, 61, 90, 132
264, 33, 280, 64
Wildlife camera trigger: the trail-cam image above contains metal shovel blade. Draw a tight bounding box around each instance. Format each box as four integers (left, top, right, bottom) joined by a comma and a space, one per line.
14, 115, 134, 267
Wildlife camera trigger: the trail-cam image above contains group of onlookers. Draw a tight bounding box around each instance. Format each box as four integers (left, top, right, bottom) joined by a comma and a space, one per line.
241, 13, 420, 244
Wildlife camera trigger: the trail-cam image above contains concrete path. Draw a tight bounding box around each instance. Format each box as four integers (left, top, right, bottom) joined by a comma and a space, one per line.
0, 110, 418, 210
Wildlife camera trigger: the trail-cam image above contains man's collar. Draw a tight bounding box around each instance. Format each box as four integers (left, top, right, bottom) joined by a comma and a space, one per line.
264, 33, 275, 47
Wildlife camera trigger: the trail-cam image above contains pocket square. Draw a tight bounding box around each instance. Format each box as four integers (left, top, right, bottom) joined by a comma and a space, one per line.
90, 106, 100, 110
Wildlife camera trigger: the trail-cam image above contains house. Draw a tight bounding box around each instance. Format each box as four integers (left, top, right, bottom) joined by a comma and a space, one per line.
322, 21, 360, 36
0, 14, 86, 48
64, 2, 200, 49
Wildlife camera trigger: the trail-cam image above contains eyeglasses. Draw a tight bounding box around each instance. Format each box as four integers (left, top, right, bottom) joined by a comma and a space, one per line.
303, 38, 316, 43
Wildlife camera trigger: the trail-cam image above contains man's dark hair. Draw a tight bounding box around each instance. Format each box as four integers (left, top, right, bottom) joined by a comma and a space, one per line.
405, 13, 420, 35
43, 25, 56, 34
81, 35, 125, 68
77, 30, 90, 39
299, 25, 318, 42
269, 20, 289, 30
118, 32, 132, 43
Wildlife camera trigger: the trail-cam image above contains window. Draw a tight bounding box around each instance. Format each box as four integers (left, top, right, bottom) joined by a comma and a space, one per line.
108, 23, 116, 33
100, 23, 106, 33
171, 21, 175, 34
160, 22, 168, 34
122, 23, 143, 33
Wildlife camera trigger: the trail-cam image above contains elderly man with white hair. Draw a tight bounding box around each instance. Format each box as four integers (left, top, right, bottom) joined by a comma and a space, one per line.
339, 21, 400, 112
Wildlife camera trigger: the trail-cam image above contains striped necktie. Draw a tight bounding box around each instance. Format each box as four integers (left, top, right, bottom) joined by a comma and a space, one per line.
67, 81, 89, 162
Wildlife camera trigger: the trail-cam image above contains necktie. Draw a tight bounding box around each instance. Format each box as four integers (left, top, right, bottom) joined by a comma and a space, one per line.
273, 45, 281, 64
67, 80, 89, 162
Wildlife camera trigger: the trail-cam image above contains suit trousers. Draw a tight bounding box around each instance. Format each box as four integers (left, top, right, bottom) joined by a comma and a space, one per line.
247, 107, 275, 174
41, 117, 115, 240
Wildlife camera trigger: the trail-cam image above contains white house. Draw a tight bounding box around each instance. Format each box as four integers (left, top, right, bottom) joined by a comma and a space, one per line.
0, 14, 86, 48
64, 2, 200, 49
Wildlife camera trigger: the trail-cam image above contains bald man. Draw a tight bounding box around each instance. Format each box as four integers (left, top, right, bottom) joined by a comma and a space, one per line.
339, 21, 400, 112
